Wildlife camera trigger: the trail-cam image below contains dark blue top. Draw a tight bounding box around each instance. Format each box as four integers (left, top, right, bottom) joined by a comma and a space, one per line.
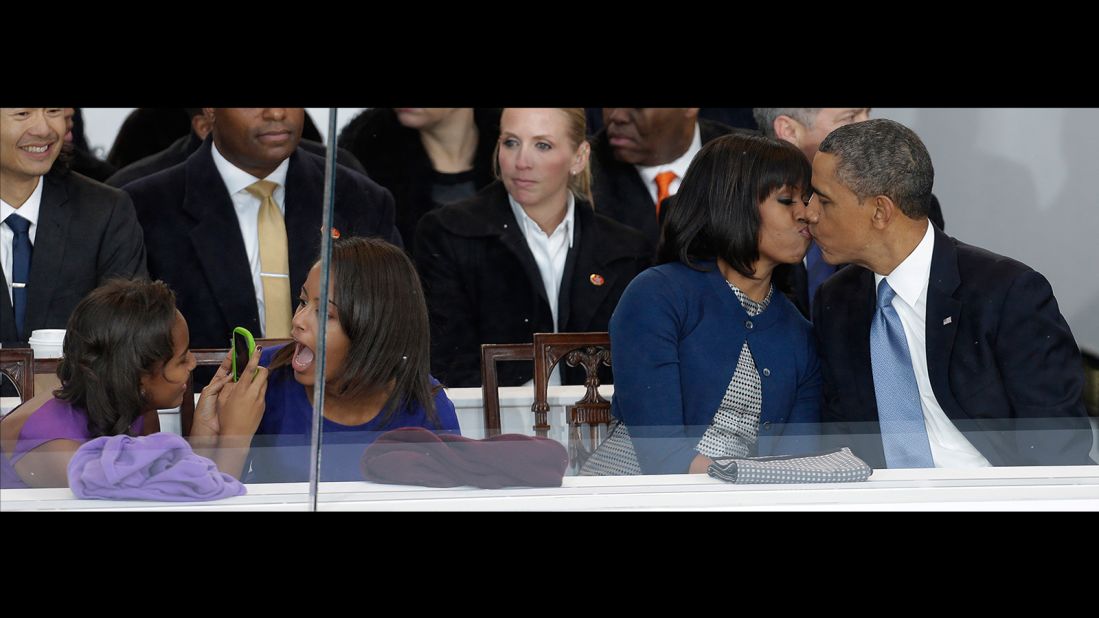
245, 345, 461, 483
610, 261, 822, 474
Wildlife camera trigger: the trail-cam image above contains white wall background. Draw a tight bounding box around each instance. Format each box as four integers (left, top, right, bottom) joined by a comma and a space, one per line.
876, 109, 1099, 354
80, 108, 1099, 353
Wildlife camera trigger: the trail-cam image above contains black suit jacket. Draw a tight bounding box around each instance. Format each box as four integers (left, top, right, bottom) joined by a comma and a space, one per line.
122, 138, 400, 349
415, 182, 651, 387
813, 225, 1092, 467
589, 119, 751, 252
106, 133, 367, 188
1, 168, 148, 344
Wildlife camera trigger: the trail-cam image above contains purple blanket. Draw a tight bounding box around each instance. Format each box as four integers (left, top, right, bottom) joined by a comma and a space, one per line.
361, 427, 568, 488
68, 432, 246, 501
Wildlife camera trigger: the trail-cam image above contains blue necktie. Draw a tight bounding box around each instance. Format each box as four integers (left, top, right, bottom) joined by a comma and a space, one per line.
805, 242, 835, 313
870, 279, 934, 468
5, 213, 33, 339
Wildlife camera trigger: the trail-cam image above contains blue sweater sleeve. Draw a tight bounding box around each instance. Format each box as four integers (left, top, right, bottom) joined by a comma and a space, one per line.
431, 383, 462, 434
609, 269, 700, 474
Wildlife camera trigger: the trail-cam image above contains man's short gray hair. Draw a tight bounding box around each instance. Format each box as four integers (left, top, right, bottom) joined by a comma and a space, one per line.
818, 118, 934, 219
752, 108, 821, 138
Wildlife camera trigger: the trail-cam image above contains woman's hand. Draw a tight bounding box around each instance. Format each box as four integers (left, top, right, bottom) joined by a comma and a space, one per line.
191, 353, 233, 437
688, 453, 714, 474
208, 347, 269, 480
216, 346, 269, 440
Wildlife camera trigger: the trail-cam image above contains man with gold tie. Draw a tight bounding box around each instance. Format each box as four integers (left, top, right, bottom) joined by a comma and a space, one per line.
123, 108, 400, 358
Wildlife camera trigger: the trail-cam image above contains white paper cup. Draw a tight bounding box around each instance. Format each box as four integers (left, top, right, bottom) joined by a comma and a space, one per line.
28, 329, 66, 359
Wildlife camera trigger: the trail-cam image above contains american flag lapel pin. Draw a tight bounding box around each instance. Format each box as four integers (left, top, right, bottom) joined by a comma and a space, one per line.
942, 316, 952, 326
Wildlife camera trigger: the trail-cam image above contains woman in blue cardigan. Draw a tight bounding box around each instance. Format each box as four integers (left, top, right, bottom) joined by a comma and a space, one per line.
582, 133, 822, 475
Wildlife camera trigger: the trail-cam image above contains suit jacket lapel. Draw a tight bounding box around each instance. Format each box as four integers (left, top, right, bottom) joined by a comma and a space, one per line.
24, 172, 71, 334
621, 170, 659, 244
590, 134, 657, 242
557, 218, 580, 331
844, 267, 879, 420
283, 149, 356, 297
283, 149, 323, 299
184, 143, 258, 332
488, 188, 550, 310
925, 226, 962, 415
0, 263, 13, 341
561, 205, 609, 331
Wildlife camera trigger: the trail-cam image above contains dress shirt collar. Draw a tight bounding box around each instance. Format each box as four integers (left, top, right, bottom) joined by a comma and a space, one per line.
507, 190, 576, 247
635, 122, 702, 190
0, 175, 44, 229
875, 221, 935, 309
211, 141, 290, 195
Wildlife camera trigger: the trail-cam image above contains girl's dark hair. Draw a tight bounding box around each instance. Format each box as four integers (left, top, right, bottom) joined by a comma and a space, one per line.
270, 237, 439, 426
657, 133, 811, 277
54, 278, 178, 438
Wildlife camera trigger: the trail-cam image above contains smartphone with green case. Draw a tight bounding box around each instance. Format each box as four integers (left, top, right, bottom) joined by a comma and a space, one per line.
231, 326, 257, 382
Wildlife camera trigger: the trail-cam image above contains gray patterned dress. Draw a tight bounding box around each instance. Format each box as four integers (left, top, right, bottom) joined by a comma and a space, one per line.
579, 281, 772, 475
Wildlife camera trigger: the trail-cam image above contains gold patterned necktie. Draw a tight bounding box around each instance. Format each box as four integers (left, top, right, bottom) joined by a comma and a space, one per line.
245, 180, 291, 338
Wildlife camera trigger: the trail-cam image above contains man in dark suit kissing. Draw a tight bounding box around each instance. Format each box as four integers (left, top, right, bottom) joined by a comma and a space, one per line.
807, 118, 1092, 468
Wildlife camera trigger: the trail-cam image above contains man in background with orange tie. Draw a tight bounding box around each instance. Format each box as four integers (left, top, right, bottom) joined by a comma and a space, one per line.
589, 108, 749, 254
122, 108, 400, 358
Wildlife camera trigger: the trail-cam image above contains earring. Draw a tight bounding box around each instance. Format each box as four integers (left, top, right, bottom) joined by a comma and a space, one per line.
140, 387, 147, 398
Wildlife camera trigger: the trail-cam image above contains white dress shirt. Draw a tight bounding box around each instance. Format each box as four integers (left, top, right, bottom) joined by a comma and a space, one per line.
1, 177, 44, 304
635, 122, 702, 204
508, 191, 576, 387
211, 143, 291, 337
874, 222, 991, 468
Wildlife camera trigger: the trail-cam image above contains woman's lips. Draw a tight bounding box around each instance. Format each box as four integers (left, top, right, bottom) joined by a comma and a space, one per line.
292, 342, 315, 373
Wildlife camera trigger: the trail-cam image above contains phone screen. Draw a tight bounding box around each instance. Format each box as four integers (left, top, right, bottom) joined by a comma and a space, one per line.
233, 331, 251, 381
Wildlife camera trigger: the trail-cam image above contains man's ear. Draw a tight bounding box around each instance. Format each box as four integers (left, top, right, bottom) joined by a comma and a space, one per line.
774, 115, 803, 146
192, 113, 214, 140
870, 194, 900, 229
